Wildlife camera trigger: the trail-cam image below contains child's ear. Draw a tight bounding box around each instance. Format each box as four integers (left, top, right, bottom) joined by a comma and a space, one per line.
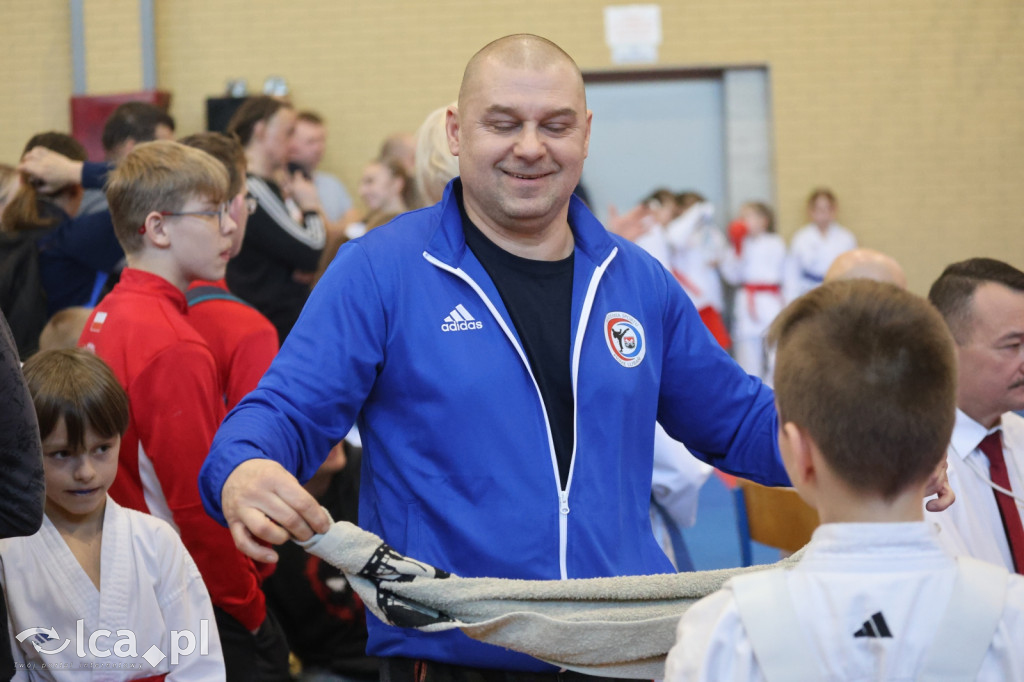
781, 422, 817, 488
141, 211, 171, 247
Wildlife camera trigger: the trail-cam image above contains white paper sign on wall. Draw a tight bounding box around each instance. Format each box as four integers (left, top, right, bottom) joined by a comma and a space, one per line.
604, 5, 662, 65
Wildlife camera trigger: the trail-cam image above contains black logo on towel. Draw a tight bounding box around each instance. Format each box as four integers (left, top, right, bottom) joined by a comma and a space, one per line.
358, 542, 454, 628
853, 612, 892, 638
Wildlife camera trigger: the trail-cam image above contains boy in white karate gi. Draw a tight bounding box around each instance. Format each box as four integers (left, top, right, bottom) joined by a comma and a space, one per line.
0, 349, 224, 681
665, 280, 1024, 681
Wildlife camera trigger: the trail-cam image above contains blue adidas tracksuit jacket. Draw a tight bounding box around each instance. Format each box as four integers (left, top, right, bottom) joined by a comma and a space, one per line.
200, 179, 787, 670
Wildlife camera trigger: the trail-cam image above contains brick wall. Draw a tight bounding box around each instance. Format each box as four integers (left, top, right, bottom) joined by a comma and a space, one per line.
83, 0, 143, 94
0, 1, 73, 162
3, 0, 1022, 291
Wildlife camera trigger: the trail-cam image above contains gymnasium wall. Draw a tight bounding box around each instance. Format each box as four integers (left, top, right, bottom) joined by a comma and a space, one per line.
2, 0, 1022, 292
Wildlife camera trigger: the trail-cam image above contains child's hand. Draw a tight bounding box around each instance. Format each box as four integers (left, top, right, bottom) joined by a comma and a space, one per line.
924, 457, 955, 512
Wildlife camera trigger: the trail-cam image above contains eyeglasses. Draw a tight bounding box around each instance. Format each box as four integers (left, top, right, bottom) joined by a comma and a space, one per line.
140, 202, 232, 234
245, 195, 258, 215
159, 202, 231, 227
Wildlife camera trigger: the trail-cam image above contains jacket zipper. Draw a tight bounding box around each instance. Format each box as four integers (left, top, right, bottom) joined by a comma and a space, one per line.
424, 247, 618, 579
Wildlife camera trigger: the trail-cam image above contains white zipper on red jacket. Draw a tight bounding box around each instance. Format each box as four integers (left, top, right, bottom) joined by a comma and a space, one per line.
423, 247, 618, 579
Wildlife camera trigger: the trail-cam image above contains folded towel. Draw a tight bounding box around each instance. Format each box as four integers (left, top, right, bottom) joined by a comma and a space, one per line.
298, 515, 800, 678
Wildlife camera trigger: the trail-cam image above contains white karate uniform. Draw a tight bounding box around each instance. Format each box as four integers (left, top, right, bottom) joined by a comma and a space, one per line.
664, 523, 1024, 682
0, 498, 224, 681
719, 233, 786, 380
927, 410, 1024, 573
633, 223, 673, 271
598, 222, 712, 566
665, 204, 727, 313
628, 223, 714, 561
783, 222, 856, 302
650, 424, 713, 568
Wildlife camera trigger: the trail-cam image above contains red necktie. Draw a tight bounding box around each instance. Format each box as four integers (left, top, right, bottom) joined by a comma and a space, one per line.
978, 431, 1024, 574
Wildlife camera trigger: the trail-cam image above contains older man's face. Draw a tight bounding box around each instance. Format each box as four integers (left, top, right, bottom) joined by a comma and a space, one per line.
957, 282, 1024, 426
447, 58, 591, 239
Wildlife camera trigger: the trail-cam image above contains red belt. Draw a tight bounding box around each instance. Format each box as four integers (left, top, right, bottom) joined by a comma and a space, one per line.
743, 283, 782, 322
132, 675, 167, 682
672, 269, 703, 297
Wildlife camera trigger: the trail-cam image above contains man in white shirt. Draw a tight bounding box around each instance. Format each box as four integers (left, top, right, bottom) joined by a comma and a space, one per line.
927, 258, 1024, 574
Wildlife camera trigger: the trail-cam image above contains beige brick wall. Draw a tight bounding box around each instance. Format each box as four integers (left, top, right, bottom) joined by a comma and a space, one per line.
0, 1, 73, 161
3, 0, 1022, 291
83, 0, 143, 94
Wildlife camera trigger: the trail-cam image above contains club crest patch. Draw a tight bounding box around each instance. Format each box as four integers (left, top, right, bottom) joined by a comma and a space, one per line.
605, 312, 646, 368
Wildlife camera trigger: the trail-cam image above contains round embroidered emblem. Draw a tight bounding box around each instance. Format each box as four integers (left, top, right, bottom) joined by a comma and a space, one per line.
605, 312, 646, 368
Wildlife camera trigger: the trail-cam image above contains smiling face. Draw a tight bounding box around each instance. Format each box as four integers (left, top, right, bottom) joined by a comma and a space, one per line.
42, 417, 119, 527
956, 282, 1024, 427
447, 53, 591, 244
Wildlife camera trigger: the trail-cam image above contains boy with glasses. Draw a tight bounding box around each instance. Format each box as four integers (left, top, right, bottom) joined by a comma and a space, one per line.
180, 132, 280, 411
79, 140, 290, 681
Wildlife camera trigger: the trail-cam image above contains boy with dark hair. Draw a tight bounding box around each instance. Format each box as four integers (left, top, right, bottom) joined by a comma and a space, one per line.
4, 348, 224, 678
665, 280, 1024, 681
77, 101, 176, 217
101, 101, 176, 162
78, 140, 289, 680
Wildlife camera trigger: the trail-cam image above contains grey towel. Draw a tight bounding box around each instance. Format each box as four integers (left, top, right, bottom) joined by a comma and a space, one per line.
298, 517, 800, 679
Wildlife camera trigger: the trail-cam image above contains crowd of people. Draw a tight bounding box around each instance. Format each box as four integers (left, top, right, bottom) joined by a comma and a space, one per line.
0, 31, 1021, 682
613, 186, 856, 383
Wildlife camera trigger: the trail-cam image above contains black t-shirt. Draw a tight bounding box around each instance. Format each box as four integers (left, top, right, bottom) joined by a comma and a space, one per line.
459, 197, 576, 488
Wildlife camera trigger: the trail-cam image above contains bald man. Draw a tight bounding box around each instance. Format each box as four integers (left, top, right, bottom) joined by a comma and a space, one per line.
199, 35, 949, 678
825, 247, 907, 288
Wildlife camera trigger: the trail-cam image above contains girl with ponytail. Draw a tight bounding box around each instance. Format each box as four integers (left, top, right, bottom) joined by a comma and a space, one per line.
1, 132, 87, 233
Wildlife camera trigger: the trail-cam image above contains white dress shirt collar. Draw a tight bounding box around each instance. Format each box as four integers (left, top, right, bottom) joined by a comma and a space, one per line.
951, 408, 1001, 462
